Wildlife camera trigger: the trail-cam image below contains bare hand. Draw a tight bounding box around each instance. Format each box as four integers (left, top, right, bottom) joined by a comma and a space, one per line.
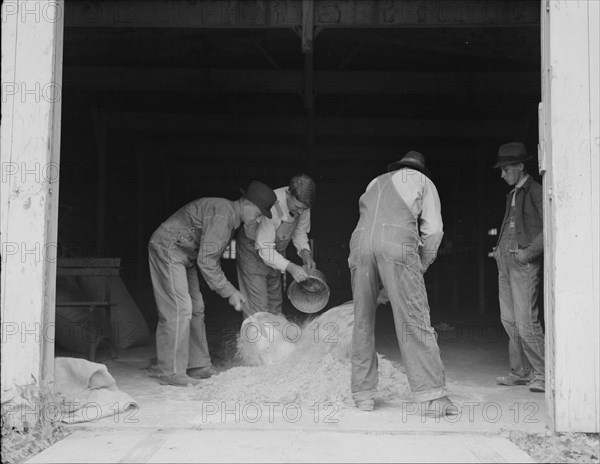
301, 251, 316, 272
490, 247, 499, 260
515, 249, 529, 264
228, 290, 247, 312
377, 287, 389, 305
287, 263, 309, 283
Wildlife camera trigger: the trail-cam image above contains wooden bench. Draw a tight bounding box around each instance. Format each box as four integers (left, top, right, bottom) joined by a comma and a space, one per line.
56, 258, 120, 362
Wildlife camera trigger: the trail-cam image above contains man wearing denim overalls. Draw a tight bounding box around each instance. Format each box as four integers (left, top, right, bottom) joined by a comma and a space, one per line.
348, 151, 458, 417
148, 181, 277, 387
236, 174, 317, 316
493, 142, 545, 393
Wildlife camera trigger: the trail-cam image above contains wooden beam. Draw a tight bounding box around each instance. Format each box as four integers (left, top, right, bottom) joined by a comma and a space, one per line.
476, 149, 486, 315
301, 0, 314, 52
135, 142, 145, 296
338, 41, 363, 70
539, 0, 554, 429
64, 66, 540, 100
302, 0, 315, 168
90, 106, 107, 256
451, 180, 459, 312
104, 112, 519, 138
64, 0, 539, 29
1, 0, 64, 405
304, 50, 315, 167
253, 40, 280, 69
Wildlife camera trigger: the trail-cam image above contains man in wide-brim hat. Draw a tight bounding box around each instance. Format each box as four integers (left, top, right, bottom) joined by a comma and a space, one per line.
492, 142, 546, 393
348, 150, 459, 417
148, 181, 277, 387
386, 150, 432, 178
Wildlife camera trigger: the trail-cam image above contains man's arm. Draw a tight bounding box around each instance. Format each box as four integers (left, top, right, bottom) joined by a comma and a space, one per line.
255, 215, 309, 281
419, 180, 444, 272
292, 210, 315, 270
196, 216, 236, 298
524, 182, 544, 261
291, 209, 311, 254
255, 216, 290, 272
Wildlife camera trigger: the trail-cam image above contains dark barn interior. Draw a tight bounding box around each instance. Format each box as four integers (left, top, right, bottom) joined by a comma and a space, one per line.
56, 0, 542, 354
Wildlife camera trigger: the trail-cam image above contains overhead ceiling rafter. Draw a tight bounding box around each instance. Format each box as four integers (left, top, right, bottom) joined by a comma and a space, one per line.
64, 0, 540, 29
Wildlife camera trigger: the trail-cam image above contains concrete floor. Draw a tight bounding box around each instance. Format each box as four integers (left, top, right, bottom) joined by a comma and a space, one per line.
32, 307, 546, 463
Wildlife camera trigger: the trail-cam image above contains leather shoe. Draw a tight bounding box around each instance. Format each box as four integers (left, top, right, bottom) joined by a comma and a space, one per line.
422, 396, 460, 418
355, 399, 375, 411
529, 379, 545, 393
158, 373, 200, 387
495, 375, 529, 386
188, 365, 218, 379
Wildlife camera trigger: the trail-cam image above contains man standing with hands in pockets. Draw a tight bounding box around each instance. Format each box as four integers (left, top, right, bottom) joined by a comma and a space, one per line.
492, 142, 545, 393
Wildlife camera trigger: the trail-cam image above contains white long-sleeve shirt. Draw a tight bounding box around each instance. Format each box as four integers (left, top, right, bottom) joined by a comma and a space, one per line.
366, 168, 444, 269
254, 187, 311, 272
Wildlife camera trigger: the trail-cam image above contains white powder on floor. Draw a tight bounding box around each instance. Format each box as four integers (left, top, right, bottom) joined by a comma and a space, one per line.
195, 302, 410, 406
195, 353, 409, 406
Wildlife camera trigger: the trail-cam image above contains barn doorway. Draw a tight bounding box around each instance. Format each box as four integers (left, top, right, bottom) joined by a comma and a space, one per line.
54, 1, 544, 421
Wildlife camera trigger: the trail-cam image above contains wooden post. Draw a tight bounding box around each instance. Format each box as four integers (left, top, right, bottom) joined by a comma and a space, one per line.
477, 152, 486, 315
451, 180, 459, 312
135, 143, 145, 294
302, 0, 315, 171
542, 0, 600, 433
1, 0, 64, 401
301, 0, 314, 53
304, 51, 315, 170
91, 106, 107, 256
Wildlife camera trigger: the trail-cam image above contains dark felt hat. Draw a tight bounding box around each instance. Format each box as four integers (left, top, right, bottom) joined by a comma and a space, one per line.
239, 181, 277, 219
494, 142, 532, 168
387, 151, 432, 178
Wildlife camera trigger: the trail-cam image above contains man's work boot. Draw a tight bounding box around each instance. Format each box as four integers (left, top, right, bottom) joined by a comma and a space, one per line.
355, 399, 375, 411
495, 374, 529, 386
528, 379, 545, 393
188, 365, 218, 379
158, 373, 201, 387
421, 396, 460, 418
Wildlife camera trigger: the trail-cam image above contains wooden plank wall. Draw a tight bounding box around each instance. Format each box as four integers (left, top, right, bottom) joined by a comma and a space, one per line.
545, 0, 600, 433
0, 0, 64, 401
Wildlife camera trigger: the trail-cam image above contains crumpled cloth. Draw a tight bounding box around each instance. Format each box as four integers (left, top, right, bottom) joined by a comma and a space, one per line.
54, 357, 137, 423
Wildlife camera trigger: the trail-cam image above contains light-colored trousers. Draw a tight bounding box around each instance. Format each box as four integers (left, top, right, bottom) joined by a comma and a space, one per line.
236, 227, 284, 316
496, 249, 545, 382
148, 229, 211, 376
351, 253, 447, 403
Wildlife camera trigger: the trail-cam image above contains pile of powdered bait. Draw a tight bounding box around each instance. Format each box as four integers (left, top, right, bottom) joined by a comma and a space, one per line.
195, 301, 410, 406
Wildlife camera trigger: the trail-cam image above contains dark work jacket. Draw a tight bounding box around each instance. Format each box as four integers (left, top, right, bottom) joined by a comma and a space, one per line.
497, 176, 544, 261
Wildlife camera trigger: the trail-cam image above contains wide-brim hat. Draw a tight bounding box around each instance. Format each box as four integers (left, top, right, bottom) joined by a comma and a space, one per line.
494, 142, 532, 168
239, 181, 277, 219
387, 150, 432, 179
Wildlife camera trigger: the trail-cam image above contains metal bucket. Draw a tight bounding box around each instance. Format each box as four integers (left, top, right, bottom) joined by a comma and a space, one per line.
287, 268, 330, 313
